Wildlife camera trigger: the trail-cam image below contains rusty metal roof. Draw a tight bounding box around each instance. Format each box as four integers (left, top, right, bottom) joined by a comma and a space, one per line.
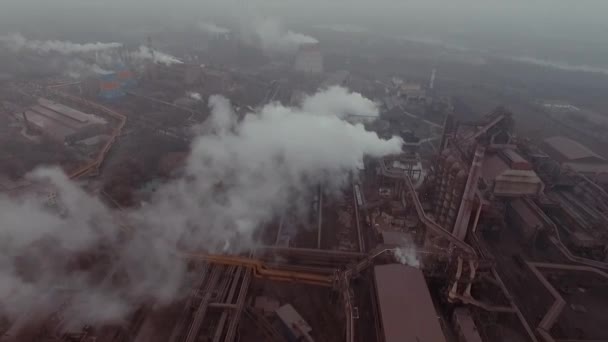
544, 136, 605, 162
481, 154, 510, 181
374, 264, 446, 342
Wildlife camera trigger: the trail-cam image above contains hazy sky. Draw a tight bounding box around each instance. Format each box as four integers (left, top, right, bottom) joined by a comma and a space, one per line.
2, 0, 608, 66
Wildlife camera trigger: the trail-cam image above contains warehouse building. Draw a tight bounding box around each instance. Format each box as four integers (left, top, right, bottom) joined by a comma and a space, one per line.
542, 136, 608, 183
373, 264, 446, 342
21, 98, 107, 143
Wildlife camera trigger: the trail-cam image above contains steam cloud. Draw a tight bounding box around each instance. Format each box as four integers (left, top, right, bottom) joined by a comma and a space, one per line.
315, 24, 369, 33
0, 87, 402, 330
508, 55, 608, 76
197, 21, 231, 35
130, 46, 183, 66
65, 59, 114, 79
0, 33, 122, 55
249, 18, 318, 53
188, 92, 203, 101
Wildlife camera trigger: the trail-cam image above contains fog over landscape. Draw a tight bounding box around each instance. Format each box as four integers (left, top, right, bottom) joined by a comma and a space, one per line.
2, 0, 608, 69
2, 0, 608, 340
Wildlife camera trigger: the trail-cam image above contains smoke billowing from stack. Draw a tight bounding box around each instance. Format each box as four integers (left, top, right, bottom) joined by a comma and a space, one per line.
130, 45, 183, 66
248, 18, 319, 53
0, 33, 122, 55
0, 87, 402, 329
197, 21, 231, 35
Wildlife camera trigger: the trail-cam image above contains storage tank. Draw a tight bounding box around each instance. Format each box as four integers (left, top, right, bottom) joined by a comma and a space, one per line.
116, 67, 137, 88
98, 73, 125, 100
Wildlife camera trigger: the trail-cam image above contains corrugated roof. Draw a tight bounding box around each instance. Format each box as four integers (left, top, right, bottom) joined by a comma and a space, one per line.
374, 264, 446, 342
38, 98, 106, 125
564, 162, 608, 175
481, 154, 510, 181
501, 149, 532, 170
544, 136, 605, 162
24, 110, 74, 141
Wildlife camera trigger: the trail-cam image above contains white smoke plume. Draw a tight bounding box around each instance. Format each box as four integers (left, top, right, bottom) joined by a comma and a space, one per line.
0, 87, 401, 331
197, 21, 231, 35
65, 59, 113, 79
0, 33, 122, 55
187, 92, 203, 101
507, 55, 608, 76
315, 24, 369, 33
130, 46, 183, 66
301, 86, 378, 119
393, 247, 420, 268
249, 18, 318, 53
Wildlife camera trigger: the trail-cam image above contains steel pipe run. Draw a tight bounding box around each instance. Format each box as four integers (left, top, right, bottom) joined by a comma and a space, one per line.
524, 198, 608, 271
47, 89, 127, 179
184, 266, 224, 342
212, 267, 242, 342
527, 262, 608, 342
352, 183, 365, 253
402, 175, 477, 256
224, 269, 252, 342
453, 145, 485, 241
317, 184, 323, 249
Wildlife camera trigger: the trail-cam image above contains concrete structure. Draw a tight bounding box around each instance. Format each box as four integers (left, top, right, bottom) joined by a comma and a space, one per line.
542, 136, 608, 183
398, 82, 427, 103
294, 44, 323, 74
481, 152, 543, 197
543, 136, 605, 164
21, 98, 107, 143
452, 308, 483, 342
275, 304, 314, 342
373, 264, 446, 342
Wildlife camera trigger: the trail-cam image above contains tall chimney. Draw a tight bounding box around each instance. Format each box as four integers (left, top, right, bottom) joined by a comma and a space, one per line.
22, 111, 30, 132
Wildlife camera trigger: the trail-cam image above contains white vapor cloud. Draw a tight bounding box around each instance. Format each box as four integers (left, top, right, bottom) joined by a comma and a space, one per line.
393, 247, 420, 268
0, 87, 401, 330
0, 33, 122, 55
131, 45, 183, 66
507, 55, 608, 76
248, 18, 318, 53
197, 21, 231, 35
65, 59, 113, 79
301, 86, 378, 119
315, 24, 368, 33
187, 92, 203, 101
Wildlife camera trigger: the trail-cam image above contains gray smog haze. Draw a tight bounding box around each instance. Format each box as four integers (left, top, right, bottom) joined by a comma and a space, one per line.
2, 0, 608, 67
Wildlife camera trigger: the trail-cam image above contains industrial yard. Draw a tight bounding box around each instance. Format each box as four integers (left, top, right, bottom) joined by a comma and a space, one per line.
2, 8, 608, 342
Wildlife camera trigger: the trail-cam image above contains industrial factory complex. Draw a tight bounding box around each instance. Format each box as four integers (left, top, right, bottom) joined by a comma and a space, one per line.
1, 25, 608, 342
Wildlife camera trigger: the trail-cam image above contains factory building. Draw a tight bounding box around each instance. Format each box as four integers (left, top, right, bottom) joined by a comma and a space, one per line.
480, 149, 544, 197
426, 109, 543, 239
21, 98, 107, 143
542, 136, 608, 183
373, 264, 446, 342
294, 44, 324, 74
99, 73, 126, 100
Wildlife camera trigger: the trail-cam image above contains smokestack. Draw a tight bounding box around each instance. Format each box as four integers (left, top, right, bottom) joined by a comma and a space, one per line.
22, 111, 30, 132
147, 36, 154, 59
